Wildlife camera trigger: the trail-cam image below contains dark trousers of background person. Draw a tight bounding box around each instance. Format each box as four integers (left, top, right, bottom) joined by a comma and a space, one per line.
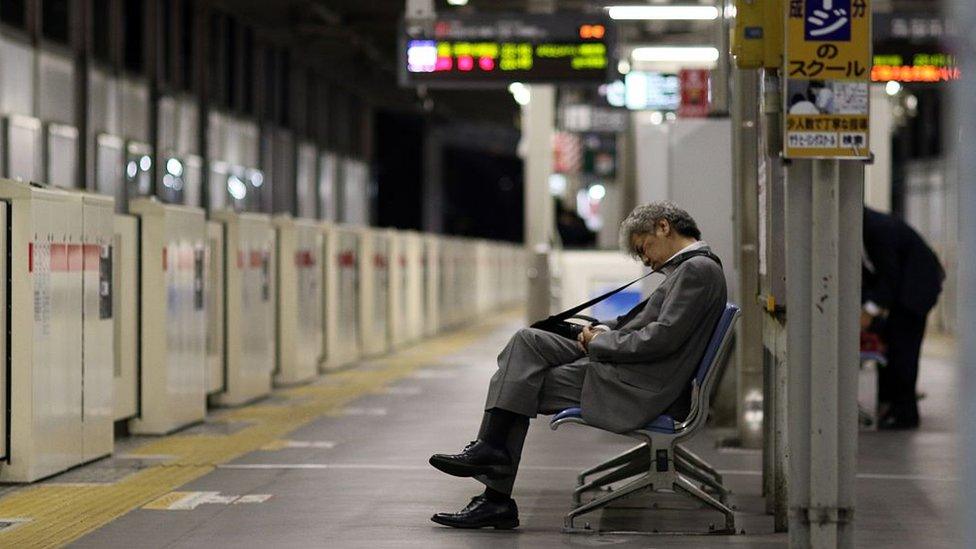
879, 307, 928, 424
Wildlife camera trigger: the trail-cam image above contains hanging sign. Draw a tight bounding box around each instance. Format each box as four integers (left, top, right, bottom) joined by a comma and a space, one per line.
783, 0, 871, 159
678, 69, 711, 118
399, 13, 615, 87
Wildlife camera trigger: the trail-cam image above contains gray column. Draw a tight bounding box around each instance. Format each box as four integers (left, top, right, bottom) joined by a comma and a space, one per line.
731, 68, 763, 449
786, 159, 861, 548
950, 0, 976, 546
522, 85, 555, 322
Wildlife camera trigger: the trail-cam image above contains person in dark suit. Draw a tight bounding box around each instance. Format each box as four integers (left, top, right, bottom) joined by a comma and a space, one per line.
427, 202, 727, 529
862, 207, 944, 429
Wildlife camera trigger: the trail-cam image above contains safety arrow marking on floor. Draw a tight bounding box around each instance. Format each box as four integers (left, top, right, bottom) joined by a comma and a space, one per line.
340, 407, 388, 416
142, 491, 274, 510
260, 440, 338, 451
411, 369, 458, 379
383, 386, 422, 395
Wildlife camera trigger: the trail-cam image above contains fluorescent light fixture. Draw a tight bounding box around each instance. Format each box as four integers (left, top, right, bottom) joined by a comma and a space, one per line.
447, 0, 468, 5
631, 46, 720, 63
607, 5, 720, 21
508, 82, 531, 106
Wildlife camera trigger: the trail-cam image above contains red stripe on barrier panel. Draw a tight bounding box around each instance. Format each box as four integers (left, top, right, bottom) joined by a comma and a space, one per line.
338, 251, 355, 267
28, 242, 33, 273
83, 244, 101, 271
163, 247, 168, 271
374, 255, 387, 269
295, 250, 315, 268
50, 243, 68, 272
250, 250, 263, 268
68, 244, 83, 272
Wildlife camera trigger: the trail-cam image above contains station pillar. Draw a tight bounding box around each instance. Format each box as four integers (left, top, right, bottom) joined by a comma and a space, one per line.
785, 159, 862, 548
950, 0, 976, 545
731, 68, 765, 450
522, 85, 556, 323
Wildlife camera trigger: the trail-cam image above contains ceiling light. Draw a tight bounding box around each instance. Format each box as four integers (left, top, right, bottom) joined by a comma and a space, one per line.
447, 0, 468, 5
606, 5, 720, 21
588, 184, 607, 201
508, 82, 531, 106
631, 46, 720, 63
885, 80, 902, 96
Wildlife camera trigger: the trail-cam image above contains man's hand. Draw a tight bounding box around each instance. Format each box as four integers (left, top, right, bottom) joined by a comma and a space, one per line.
577, 326, 600, 352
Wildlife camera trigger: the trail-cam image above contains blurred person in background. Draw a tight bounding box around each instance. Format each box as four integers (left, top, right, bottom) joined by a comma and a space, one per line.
555, 199, 596, 248
862, 207, 945, 429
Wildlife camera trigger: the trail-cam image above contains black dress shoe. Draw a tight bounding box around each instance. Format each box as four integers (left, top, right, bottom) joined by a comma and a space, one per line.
431, 495, 519, 530
429, 440, 513, 479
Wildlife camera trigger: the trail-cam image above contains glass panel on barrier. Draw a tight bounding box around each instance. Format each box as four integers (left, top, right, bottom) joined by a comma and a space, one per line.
158, 153, 186, 205
5, 114, 42, 183
96, 134, 125, 211
46, 123, 79, 189
125, 141, 153, 199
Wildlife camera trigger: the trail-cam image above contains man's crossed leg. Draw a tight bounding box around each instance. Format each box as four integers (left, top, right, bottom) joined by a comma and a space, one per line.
429, 327, 587, 529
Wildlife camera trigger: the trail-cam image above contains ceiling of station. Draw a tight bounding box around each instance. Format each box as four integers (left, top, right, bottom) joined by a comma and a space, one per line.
214, 0, 725, 126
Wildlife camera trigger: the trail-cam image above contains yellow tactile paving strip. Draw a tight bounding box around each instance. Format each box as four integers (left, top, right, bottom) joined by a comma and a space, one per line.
0, 311, 517, 548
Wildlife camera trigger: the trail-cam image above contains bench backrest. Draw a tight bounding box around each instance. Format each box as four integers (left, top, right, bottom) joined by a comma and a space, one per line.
683, 303, 740, 432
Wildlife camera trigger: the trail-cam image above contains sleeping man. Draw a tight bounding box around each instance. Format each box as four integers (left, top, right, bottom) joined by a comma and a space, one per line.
428, 201, 728, 530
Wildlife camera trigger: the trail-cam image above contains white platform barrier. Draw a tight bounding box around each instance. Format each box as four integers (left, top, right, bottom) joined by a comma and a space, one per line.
127, 200, 208, 434
388, 231, 407, 349
323, 223, 361, 369
438, 237, 459, 329
113, 215, 139, 421
389, 230, 424, 348
79, 192, 115, 462
209, 211, 276, 407
205, 220, 225, 394
422, 235, 440, 337
274, 216, 323, 385
402, 232, 424, 343
0, 181, 114, 482
360, 228, 391, 358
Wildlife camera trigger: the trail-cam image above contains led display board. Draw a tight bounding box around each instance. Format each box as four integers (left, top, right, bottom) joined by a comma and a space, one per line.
400, 13, 616, 87
872, 13, 959, 82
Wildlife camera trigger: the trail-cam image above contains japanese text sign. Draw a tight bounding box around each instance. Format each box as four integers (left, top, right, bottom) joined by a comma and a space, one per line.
784, 0, 871, 159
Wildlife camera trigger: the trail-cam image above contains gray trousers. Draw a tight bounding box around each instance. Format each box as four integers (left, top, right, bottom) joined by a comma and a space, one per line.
477, 327, 587, 495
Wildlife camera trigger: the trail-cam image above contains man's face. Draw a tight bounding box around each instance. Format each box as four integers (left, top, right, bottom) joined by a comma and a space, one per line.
630, 221, 669, 269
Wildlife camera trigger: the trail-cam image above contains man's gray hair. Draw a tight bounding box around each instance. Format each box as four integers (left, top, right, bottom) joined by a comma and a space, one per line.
619, 202, 702, 255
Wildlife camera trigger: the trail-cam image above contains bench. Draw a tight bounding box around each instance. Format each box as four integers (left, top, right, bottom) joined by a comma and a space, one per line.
550, 303, 741, 534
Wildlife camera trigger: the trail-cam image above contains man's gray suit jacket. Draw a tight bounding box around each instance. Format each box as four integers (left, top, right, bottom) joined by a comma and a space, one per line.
580, 247, 727, 433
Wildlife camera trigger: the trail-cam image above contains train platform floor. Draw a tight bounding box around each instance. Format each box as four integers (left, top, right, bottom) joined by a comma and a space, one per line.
0, 310, 959, 548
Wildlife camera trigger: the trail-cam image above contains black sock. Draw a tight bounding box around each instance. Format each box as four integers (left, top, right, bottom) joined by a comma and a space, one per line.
483, 408, 528, 449
483, 486, 511, 503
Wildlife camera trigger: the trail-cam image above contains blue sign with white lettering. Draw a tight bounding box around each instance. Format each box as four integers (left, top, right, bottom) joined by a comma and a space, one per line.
805, 0, 852, 41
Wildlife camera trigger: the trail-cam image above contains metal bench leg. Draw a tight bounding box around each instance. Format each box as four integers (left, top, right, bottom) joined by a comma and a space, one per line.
673, 475, 736, 534
674, 444, 723, 484
573, 455, 650, 506
564, 473, 655, 532
675, 456, 731, 503
577, 443, 647, 487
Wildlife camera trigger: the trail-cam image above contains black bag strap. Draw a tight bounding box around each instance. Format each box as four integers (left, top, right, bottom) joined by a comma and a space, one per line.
541, 248, 721, 324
